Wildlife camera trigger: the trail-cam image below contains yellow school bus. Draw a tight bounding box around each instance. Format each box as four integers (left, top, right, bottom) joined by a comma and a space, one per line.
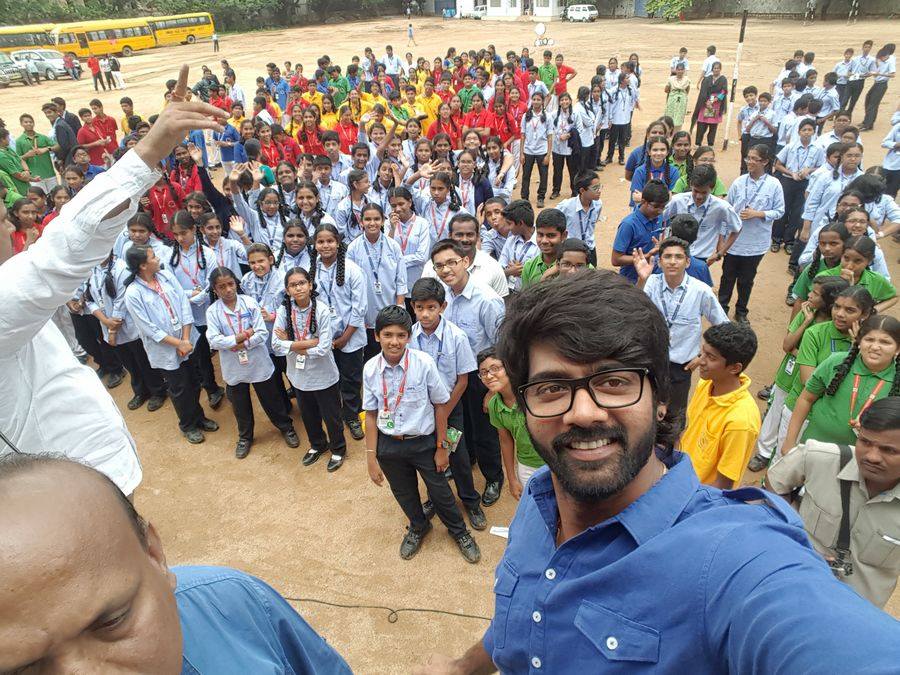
0, 24, 55, 53
147, 13, 215, 47
51, 18, 155, 58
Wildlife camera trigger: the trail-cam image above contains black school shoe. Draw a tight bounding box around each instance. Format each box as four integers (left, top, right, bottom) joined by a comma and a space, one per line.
200, 418, 219, 432
208, 387, 226, 410
127, 394, 147, 410
106, 371, 125, 389
466, 504, 487, 531
482, 481, 502, 506
302, 447, 327, 466
400, 522, 433, 560
347, 419, 365, 441
235, 439, 252, 459
282, 428, 300, 448
327, 453, 345, 472
147, 395, 167, 412
455, 532, 482, 563
184, 428, 205, 444
757, 384, 773, 401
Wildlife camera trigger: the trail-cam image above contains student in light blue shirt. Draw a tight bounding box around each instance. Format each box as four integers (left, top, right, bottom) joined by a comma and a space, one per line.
231, 182, 288, 252
773, 119, 826, 252
497, 198, 539, 292
814, 73, 842, 130
432, 239, 506, 505
334, 168, 370, 243
880, 122, 900, 198
653, 212, 714, 286
112, 211, 174, 266
199, 212, 246, 279
520, 94, 554, 205
721, 143, 785, 321
123, 245, 217, 443
418, 171, 466, 246
410, 277, 486, 530
347, 203, 409, 359
387, 186, 431, 285
273, 266, 347, 471
313, 155, 350, 218
800, 141, 864, 239
206, 267, 298, 459
362, 305, 481, 562
612, 179, 669, 283
480, 196, 509, 260
556, 171, 601, 263
275, 219, 311, 278
169, 212, 224, 407
846, 40, 877, 116
834, 48, 855, 107
662, 165, 741, 262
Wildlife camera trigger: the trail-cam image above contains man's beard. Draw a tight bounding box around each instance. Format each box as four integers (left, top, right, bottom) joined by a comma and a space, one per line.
530, 418, 656, 502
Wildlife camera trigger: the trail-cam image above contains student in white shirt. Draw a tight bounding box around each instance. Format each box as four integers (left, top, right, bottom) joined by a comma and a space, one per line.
556, 171, 601, 264
206, 267, 298, 459
605, 73, 639, 166
834, 48, 855, 109
520, 93, 553, 207
846, 39, 876, 116
882, 121, 900, 198
200, 212, 246, 279
386, 186, 430, 286
498, 199, 539, 292
670, 47, 689, 75
773, 119, 825, 253
861, 46, 896, 130
699, 45, 721, 84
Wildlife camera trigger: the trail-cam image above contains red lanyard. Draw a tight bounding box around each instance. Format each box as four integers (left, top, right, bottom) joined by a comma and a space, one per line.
430, 202, 450, 239
460, 180, 472, 208
149, 277, 177, 322
179, 249, 201, 287
381, 351, 409, 412
849, 374, 886, 426
397, 216, 414, 253
261, 142, 280, 166
177, 166, 192, 191
222, 300, 245, 335
291, 303, 313, 339
214, 240, 225, 268
151, 188, 171, 215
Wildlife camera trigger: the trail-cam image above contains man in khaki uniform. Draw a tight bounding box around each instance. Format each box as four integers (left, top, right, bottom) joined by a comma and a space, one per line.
766, 396, 900, 608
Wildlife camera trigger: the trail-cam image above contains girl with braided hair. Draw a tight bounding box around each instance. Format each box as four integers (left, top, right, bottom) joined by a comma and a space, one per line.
206, 266, 298, 459
274, 161, 298, 217
311, 223, 369, 441
813, 235, 897, 313
629, 136, 680, 207
295, 180, 336, 233
86, 250, 167, 411
781, 315, 899, 453
419, 171, 462, 246
387, 186, 431, 285
796, 190, 863, 273
790, 221, 850, 310
275, 220, 311, 275
199, 212, 246, 279
273, 266, 346, 471
112, 212, 174, 262
229, 171, 287, 252
455, 149, 494, 215
169, 210, 225, 409
334, 168, 371, 243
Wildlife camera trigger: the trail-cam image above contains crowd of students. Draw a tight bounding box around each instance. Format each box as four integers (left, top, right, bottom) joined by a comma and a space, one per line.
1, 36, 898, 586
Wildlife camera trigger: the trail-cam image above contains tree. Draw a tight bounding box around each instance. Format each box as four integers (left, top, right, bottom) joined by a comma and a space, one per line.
645, 0, 693, 19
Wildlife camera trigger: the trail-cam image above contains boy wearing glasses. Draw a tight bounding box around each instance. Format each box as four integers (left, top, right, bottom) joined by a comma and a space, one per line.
634, 237, 729, 426
479, 348, 545, 501
679, 322, 761, 489
431, 239, 507, 506
409, 278, 486, 531
363, 305, 481, 563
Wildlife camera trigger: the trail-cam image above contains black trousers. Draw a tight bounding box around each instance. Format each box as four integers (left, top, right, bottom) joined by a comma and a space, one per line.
521, 153, 548, 200
71, 313, 122, 375
92, 72, 106, 91
739, 133, 752, 175
297, 382, 346, 453
334, 346, 364, 423
884, 167, 900, 200
364, 328, 380, 362
836, 83, 849, 109
695, 122, 718, 146
227, 373, 294, 442
162, 361, 205, 432
591, 131, 606, 167
271, 353, 293, 409
552, 152, 578, 196
377, 432, 468, 537
190, 325, 221, 396
606, 124, 628, 162
773, 176, 808, 245
845, 79, 865, 116
461, 373, 503, 485
116, 339, 166, 398
104, 72, 115, 89
667, 361, 693, 430
577, 144, 594, 175
719, 253, 764, 317
862, 80, 887, 128
445, 402, 481, 508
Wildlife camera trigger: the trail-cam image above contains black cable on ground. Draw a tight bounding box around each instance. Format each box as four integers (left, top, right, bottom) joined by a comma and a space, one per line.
283, 596, 491, 624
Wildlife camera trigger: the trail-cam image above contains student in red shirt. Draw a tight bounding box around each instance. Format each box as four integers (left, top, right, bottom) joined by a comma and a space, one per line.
554, 54, 577, 97
489, 97, 519, 149
209, 85, 233, 113
41, 185, 70, 229
88, 99, 118, 156
87, 55, 105, 92
463, 93, 492, 142
170, 145, 203, 194
141, 176, 183, 236
296, 109, 325, 157
289, 64, 308, 90
273, 125, 302, 165
427, 102, 462, 149
75, 109, 110, 166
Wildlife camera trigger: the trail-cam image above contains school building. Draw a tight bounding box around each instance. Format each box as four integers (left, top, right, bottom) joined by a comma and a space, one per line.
429, 0, 567, 20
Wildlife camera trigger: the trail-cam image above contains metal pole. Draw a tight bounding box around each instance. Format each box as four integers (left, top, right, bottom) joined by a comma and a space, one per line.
721, 9, 748, 152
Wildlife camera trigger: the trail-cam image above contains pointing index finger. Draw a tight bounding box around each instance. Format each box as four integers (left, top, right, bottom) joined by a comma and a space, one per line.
174, 64, 189, 99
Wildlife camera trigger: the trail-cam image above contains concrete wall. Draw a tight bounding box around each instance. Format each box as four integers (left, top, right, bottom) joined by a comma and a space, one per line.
686, 0, 898, 17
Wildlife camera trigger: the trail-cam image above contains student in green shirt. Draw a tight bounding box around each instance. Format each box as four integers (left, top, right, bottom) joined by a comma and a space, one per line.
456, 73, 481, 113
15, 113, 56, 192
326, 66, 350, 107
814, 235, 897, 314
790, 221, 849, 308
671, 146, 727, 197
480, 347, 545, 500
521, 208, 567, 287
538, 50, 558, 93
0, 170, 24, 207
748, 276, 849, 471
0, 128, 31, 195
782, 315, 899, 453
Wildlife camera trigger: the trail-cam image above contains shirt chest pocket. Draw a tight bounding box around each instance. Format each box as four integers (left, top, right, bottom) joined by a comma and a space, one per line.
798, 494, 841, 549
855, 508, 900, 572
574, 600, 660, 665
490, 561, 519, 650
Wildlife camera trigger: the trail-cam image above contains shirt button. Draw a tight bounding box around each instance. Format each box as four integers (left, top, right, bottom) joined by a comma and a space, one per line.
531, 657, 542, 668
606, 636, 619, 651
544, 568, 556, 580
532, 611, 542, 623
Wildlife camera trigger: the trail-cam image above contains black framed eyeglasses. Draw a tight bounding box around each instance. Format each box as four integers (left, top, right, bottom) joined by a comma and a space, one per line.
517, 367, 649, 418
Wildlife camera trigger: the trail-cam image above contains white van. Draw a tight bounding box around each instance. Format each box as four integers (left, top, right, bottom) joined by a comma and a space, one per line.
566, 4, 599, 21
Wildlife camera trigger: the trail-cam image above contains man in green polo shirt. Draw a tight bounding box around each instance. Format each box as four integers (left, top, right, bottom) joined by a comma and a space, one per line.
521, 208, 567, 288
15, 113, 57, 192
538, 50, 558, 94
456, 73, 481, 113
479, 348, 545, 500
0, 128, 31, 195
326, 66, 350, 107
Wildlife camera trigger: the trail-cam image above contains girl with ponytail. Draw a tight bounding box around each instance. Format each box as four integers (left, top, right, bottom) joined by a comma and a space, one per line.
335, 168, 371, 243
169, 210, 225, 408
815, 235, 897, 313
790, 220, 850, 310
273, 266, 346, 471
199, 212, 246, 279
310, 223, 369, 441
485, 135, 516, 200
420, 170, 462, 245
229, 164, 288, 251
796, 190, 863, 271
781, 314, 899, 453
274, 161, 299, 216
206, 266, 299, 459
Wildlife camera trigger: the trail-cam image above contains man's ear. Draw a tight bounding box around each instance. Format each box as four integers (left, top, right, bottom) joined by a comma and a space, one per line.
145, 521, 176, 589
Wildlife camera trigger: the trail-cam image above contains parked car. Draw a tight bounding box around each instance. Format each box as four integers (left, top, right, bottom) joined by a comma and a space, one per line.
564, 4, 599, 21
0, 72, 10, 88
11, 49, 69, 80
472, 4, 487, 18
0, 52, 27, 85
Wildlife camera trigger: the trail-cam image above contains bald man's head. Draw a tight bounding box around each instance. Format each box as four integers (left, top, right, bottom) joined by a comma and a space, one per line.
0, 454, 183, 673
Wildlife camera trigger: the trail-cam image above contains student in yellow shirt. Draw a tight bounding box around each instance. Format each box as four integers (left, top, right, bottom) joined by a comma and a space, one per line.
416, 79, 442, 130
680, 322, 761, 489
361, 81, 390, 111
319, 94, 339, 130
300, 80, 323, 110
119, 97, 139, 135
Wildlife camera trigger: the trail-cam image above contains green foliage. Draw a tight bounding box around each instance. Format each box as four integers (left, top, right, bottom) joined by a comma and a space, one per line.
646, 0, 693, 19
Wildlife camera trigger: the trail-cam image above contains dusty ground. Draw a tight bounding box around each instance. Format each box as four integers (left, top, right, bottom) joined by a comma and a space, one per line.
2, 15, 898, 672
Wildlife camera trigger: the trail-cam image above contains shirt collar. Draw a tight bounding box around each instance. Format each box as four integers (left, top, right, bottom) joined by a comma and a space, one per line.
413, 316, 446, 344
840, 458, 900, 503
662, 273, 689, 293
850, 356, 896, 380
378, 349, 409, 373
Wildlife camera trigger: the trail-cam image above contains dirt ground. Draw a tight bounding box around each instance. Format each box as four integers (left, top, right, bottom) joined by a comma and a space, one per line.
2, 15, 898, 672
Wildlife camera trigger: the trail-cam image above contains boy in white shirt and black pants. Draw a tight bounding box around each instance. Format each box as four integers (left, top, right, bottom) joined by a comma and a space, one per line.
605, 73, 639, 166
364, 305, 481, 563
520, 92, 554, 208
